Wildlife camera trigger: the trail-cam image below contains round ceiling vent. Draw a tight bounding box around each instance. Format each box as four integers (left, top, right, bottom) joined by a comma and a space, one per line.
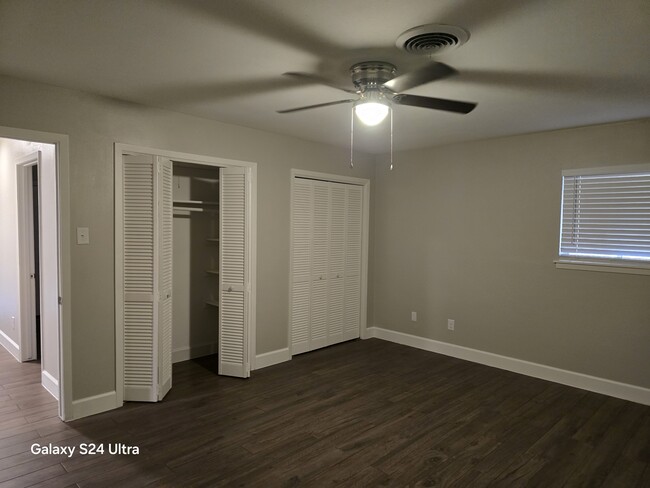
396, 24, 469, 55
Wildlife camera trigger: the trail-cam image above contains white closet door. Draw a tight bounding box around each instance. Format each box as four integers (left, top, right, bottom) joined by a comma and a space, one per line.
219, 166, 250, 377
343, 185, 363, 341
122, 154, 157, 402
290, 177, 364, 355
122, 155, 174, 402
290, 179, 312, 354
310, 181, 330, 351
327, 183, 346, 345
157, 157, 173, 400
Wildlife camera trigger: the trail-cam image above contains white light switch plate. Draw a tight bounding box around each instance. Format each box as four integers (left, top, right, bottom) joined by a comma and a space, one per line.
77, 227, 90, 245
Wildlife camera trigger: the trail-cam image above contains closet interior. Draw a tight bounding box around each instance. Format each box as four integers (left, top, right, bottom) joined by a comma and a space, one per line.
172, 162, 220, 364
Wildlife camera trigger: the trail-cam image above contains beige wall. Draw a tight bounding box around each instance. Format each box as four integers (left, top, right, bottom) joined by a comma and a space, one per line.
0, 74, 375, 401
373, 119, 650, 388
0, 138, 22, 353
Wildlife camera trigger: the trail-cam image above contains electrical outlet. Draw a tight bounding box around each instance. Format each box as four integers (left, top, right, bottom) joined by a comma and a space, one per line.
411, 311, 417, 322
447, 319, 455, 331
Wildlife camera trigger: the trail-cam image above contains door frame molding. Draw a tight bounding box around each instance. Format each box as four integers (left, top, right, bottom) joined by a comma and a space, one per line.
288, 169, 371, 354
0, 125, 71, 421
16, 151, 41, 363
114, 143, 257, 407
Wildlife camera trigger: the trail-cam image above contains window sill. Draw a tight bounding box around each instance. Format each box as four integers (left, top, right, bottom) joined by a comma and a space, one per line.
554, 259, 650, 276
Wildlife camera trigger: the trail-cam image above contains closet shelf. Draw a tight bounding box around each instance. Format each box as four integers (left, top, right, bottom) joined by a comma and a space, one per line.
205, 300, 219, 308
206, 238, 220, 243
173, 199, 219, 206
206, 270, 220, 275
192, 177, 219, 184
173, 206, 218, 214
173, 206, 203, 213
173, 199, 201, 205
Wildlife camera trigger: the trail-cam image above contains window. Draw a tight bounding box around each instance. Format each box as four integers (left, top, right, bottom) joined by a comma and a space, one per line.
558, 164, 650, 272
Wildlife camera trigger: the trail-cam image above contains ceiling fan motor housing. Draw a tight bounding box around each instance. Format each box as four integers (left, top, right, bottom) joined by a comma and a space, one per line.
350, 62, 397, 92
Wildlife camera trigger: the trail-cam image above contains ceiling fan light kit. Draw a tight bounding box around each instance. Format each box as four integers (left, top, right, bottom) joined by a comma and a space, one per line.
350, 62, 394, 127
353, 93, 390, 126
354, 101, 390, 126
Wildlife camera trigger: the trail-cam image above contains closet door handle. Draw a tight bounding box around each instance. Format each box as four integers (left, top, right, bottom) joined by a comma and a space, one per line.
227, 286, 233, 292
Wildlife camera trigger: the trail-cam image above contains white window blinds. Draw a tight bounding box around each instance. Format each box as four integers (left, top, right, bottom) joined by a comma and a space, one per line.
560, 166, 650, 262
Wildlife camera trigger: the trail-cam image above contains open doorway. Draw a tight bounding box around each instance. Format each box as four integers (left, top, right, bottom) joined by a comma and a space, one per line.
30, 164, 42, 360
0, 136, 61, 413
16, 154, 43, 364
32, 165, 42, 361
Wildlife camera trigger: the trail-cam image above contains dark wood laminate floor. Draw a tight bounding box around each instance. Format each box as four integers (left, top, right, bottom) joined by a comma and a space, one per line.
1, 339, 649, 487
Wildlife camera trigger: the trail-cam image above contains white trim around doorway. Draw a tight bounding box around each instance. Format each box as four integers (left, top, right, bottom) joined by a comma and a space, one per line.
0, 125, 71, 421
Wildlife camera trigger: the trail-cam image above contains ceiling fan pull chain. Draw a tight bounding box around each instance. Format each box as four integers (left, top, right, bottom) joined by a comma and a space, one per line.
390, 108, 394, 171
350, 107, 355, 168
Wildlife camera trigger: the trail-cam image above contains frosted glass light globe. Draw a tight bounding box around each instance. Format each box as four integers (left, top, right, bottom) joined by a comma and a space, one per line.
354, 102, 389, 126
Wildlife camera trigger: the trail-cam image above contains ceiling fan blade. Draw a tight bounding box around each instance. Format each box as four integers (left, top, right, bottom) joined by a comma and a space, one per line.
392, 94, 476, 114
283, 72, 357, 94
383, 62, 457, 93
277, 99, 356, 114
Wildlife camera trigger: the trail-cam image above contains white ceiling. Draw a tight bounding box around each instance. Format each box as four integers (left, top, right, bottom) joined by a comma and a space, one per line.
0, 0, 648, 153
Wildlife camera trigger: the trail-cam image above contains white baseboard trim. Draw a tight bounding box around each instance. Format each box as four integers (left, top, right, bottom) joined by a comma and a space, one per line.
255, 347, 291, 370
71, 391, 119, 420
172, 342, 218, 364
41, 370, 59, 400
368, 326, 650, 406
0, 329, 20, 361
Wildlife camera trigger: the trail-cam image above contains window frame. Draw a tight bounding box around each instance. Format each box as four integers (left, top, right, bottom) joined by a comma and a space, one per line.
556, 163, 650, 275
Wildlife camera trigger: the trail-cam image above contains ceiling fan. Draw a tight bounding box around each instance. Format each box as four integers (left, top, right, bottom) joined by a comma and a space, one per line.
277, 60, 477, 126
276, 60, 476, 169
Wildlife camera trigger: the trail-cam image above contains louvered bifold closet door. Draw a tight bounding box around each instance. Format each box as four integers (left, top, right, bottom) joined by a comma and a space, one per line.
122, 154, 157, 402
157, 157, 173, 400
219, 166, 250, 378
327, 183, 346, 345
310, 181, 330, 351
343, 185, 362, 341
290, 179, 313, 354
290, 177, 364, 355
